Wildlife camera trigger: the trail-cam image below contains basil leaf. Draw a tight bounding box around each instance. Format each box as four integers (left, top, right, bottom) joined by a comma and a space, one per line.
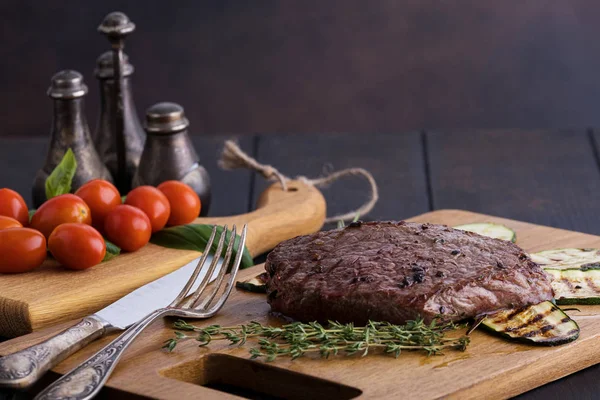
45, 148, 77, 200
121, 195, 127, 203
28, 209, 36, 223
103, 239, 121, 262
151, 224, 254, 269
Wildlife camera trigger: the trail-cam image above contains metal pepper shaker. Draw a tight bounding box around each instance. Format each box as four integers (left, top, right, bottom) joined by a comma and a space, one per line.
32, 70, 113, 207
133, 102, 211, 215
98, 11, 135, 193
93, 50, 145, 191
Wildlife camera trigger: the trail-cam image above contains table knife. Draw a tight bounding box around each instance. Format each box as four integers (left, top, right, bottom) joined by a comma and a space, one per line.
0, 255, 213, 389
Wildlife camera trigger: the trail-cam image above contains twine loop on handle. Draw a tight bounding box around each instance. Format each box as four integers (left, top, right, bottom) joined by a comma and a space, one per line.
219, 140, 379, 223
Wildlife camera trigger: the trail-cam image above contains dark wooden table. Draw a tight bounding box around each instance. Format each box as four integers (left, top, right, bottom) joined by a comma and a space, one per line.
1, 130, 600, 399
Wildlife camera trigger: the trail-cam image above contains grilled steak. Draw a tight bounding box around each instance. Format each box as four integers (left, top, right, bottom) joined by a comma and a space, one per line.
265, 221, 553, 324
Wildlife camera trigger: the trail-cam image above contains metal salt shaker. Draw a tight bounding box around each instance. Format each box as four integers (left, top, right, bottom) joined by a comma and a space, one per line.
93, 50, 145, 191
98, 11, 135, 193
32, 70, 113, 207
133, 102, 211, 215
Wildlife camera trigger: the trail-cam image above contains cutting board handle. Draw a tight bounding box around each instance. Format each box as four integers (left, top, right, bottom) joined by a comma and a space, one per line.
195, 180, 326, 257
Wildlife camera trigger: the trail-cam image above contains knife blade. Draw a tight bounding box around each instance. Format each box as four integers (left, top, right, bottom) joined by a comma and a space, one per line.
96, 255, 214, 329
0, 255, 216, 389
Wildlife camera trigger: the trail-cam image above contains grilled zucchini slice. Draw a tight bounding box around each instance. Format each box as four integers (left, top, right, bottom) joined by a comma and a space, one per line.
235, 272, 268, 293
531, 248, 600, 270
481, 301, 579, 345
544, 268, 600, 305
531, 248, 600, 304
454, 223, 516, 242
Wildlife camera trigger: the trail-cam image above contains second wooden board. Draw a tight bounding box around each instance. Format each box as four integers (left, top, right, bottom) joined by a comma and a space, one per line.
0, 181, 326, 338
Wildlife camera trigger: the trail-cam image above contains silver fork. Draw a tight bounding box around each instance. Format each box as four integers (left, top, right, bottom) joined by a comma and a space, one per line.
35, 224, 247, 400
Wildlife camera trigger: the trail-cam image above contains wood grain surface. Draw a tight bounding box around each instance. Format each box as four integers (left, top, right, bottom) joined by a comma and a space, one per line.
0, 181, 325, 338
2, 209, 600, 399
253, 132, 430, 227
427, 130, 600, 235
3, 131, 600, 398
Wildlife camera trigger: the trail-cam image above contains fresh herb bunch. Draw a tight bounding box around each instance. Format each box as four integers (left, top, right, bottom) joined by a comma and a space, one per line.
163, 318, 469, 361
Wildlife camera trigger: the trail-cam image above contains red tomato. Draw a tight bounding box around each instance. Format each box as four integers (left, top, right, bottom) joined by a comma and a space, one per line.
125, 186, 171, 232
0, 188, 29, 226
104, 205, 152, 252
0, 215, 23, 230
48, 223, 106, 270
75, 179, 121, 232
30, 194, 91, 239
157, 181, 201, 226
0, 228, 47, 273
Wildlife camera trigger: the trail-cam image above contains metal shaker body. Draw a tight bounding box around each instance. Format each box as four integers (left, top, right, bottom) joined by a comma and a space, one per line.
94, 51, 145, 192
133, 102, 211, 215
32, 70, 113, 208
97, 11, 136, 193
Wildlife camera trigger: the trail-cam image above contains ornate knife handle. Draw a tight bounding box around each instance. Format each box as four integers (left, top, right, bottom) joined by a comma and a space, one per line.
35, 308, 167, 400
0, 316, 108, 389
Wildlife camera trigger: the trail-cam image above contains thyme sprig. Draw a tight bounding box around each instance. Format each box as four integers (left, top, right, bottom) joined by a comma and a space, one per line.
163, 318, 469, 361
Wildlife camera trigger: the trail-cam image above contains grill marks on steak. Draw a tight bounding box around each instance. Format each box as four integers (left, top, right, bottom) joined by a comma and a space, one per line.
265, 221, 554, 325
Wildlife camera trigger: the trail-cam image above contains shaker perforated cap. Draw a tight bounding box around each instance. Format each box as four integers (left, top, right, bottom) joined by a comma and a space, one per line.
47, 70, 88, 99
98, 12, 135, 37
95, 51, 134, 78
144, 102, 189, 134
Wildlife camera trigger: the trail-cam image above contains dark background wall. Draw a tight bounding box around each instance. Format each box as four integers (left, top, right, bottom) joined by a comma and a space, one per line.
1, 0, 599, 137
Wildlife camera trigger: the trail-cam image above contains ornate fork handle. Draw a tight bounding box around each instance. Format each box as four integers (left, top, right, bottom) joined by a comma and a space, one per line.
35, 308, 168, 400
0, 316, 109, 389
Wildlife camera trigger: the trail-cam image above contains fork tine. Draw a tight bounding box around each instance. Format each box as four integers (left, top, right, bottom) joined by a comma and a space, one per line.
194, 225, 237, 310
168, 225, 219, 307
201, 224, 247, 317
179, 225, 229, 309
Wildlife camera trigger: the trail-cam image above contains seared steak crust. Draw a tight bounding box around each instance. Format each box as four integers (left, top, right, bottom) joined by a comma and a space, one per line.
265, 221, 553, 324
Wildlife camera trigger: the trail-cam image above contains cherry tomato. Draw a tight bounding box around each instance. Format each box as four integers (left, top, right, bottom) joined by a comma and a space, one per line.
104, 205, 152, 252
125, 186, 170, 233
0, 228, 47, 273
30, 194, 91, 239
48, 223, 106, 270
157, 181, 201, 226
75, 179, 121, 232
0, 188, 29, 226
0, 216, 23, 230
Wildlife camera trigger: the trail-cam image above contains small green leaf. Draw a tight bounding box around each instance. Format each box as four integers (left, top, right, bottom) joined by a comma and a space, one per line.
121, 195, 127, 203
28, 209, 36, 223
163, 339, 177, 352
45, 148, 77, 200
151, 224, 254, 269
103, 239, 121, 262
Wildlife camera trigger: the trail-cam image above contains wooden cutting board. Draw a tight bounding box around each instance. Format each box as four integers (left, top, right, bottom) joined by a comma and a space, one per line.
0, 181, 326, 338
3, 209, 600, 399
